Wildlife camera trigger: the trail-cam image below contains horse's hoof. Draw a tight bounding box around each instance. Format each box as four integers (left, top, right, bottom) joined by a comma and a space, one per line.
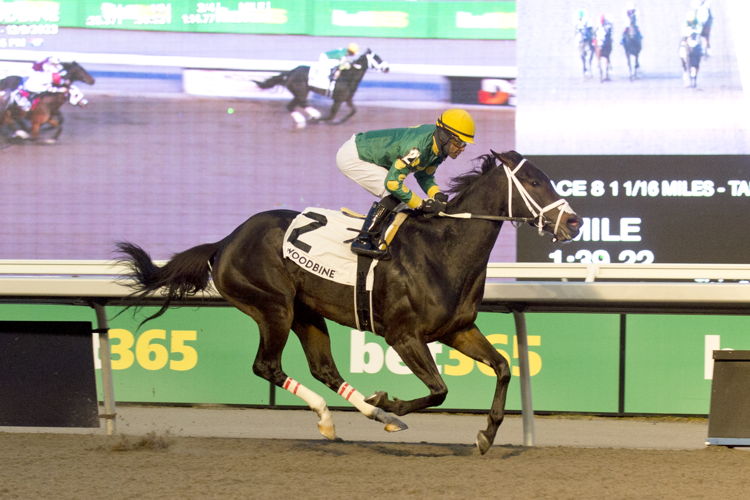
384, 420, 408, 433
475, 430, 492, 455
317, 422, 337, 440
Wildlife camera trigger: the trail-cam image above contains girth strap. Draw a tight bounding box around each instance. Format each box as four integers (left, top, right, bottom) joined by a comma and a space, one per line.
354, 254, 375, 333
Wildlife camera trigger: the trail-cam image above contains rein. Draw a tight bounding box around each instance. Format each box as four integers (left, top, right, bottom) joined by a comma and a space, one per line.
438, 158, 575, 238
438, 212, 533, 223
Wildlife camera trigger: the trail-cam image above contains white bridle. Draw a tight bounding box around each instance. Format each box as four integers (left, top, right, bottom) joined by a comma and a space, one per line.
503, 159, 576, 236
366, 52, 389, 72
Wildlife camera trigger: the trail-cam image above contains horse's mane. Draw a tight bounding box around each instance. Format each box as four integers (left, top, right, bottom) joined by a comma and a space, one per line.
447, 153, 498, 198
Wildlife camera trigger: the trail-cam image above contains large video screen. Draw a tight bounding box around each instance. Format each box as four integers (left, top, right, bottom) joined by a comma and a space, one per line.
0, 0, 747, 266
516, 0, 750, 264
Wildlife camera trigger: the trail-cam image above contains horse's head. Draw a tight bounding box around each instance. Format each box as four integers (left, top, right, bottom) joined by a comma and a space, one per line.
491, 150, 581, 242
63, 61, 96, 86
363, 50, 389, 73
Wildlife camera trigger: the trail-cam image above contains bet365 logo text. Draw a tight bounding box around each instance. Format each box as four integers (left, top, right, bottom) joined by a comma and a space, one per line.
94, 329, 198, 371
349, 330, 542, 377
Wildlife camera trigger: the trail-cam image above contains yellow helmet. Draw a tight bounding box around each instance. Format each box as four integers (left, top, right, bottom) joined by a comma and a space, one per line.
436, 108, 475, 144
347, 42, 360, 54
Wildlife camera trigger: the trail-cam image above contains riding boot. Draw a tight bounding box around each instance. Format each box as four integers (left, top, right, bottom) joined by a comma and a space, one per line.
351, 196, 398, 259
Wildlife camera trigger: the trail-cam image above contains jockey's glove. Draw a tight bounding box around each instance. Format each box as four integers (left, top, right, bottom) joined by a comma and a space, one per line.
434, 192, 449, 203
420, 197, 447, 218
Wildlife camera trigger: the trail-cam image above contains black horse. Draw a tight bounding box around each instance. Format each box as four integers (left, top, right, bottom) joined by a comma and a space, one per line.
1, 61, 95, 142
680, 32, 704, 88
621, 19, 643, 81
254, 49, 389, 128
116, 150, 581, 455
577, 25, 595, 78
595, 22, 613, 82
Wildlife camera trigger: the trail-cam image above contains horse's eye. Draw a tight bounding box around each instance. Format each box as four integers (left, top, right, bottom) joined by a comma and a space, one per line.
531, 181, 540, 187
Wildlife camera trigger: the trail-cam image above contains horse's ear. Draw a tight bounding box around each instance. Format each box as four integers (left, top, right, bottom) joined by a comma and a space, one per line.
500, 150, 523, 164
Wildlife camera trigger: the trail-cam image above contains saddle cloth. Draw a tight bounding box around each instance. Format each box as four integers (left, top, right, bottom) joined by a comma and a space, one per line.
283, 208, 376, 287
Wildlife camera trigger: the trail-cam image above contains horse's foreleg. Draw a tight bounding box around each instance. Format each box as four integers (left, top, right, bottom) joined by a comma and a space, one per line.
51, 112, 63, 140
365, 336, 448, 416
334, 100, 356, 125
291, 311, 407, 433
321, 100, 342, 122
29, 121, 43, 141
441, 326, 511, 455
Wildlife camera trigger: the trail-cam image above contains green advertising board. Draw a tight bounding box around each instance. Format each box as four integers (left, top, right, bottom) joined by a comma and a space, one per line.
309, 0, 516, 39
1, 0, 515, 39
4, 303, 747, 414
625, 314, 750, 415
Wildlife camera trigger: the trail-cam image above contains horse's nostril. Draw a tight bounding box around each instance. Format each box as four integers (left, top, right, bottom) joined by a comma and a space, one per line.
567, 216, 582, 230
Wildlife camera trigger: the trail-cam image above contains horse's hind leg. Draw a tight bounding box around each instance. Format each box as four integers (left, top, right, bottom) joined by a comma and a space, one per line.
441, 325, 511, 455
287, 96, 309, 129
292, 303, 407, 433
229, 297, 338, 440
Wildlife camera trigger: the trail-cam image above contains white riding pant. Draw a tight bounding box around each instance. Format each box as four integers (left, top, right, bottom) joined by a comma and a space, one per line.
336, 134, 389, 198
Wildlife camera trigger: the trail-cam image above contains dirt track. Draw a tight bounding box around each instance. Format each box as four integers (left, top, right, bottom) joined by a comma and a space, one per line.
0, 96, 515, 261
0, 432, 748, 499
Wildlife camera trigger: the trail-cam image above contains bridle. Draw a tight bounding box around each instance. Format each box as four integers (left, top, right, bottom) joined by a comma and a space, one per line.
438, 158, 576, 237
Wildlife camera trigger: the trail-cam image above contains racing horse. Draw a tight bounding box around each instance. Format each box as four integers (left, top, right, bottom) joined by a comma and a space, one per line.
621, 17, 643, 80
1, 61, 95, 143
254, 49, 389, 128
577, 24, 595, 78
115, 150, 581, 455
594, 21, 613, 82
680, 31, 704, 88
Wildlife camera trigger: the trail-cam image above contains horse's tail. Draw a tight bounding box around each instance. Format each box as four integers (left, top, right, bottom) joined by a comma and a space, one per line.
116, 241, 219, 325
254, 72, 288, 89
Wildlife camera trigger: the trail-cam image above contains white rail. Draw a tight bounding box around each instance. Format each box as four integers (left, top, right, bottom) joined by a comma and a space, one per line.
0, 49, 517, 79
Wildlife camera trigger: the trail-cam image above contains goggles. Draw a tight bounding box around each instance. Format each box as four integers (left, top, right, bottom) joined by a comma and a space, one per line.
449, 134, 467, 149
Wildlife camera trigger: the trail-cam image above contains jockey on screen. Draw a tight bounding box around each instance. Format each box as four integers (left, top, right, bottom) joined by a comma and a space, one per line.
623, 2, 643, 41
308, 42, 360, 95
336, 108, 476, 259
11, 56, 88, 112
574, 8, 592, 43
595, 14, 613, 46
12, 56, 68, 112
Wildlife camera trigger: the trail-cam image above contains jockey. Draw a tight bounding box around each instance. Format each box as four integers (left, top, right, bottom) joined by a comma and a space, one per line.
336, 108, 476, 258
308, 42, 360, 95
574, 9, 592, 40
692, 0, 712, 54
595, 13, 613, 44
12, 56, 68, 112
682, 8, 702, 40
623, 2, 642, 40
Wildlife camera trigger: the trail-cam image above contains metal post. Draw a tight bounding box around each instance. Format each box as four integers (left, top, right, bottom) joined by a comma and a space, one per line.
513, 310, 535, 446
93, 303, 117, 435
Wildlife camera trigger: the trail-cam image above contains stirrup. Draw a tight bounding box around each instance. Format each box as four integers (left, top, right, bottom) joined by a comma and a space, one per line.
351, 235, 388, 259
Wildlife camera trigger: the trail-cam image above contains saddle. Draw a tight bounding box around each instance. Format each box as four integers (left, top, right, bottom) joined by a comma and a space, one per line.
282, 207, 408, 332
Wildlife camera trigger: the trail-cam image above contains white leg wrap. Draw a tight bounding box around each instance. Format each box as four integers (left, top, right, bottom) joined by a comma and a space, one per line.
337, 382, 377, 417
290, 111, 306, 128
304, 106, 321, 120
284, 377, 336, 439
338, 382, 408, 432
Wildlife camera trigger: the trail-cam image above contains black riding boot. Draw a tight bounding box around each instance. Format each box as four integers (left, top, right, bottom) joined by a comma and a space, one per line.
351, 196, 398, 259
